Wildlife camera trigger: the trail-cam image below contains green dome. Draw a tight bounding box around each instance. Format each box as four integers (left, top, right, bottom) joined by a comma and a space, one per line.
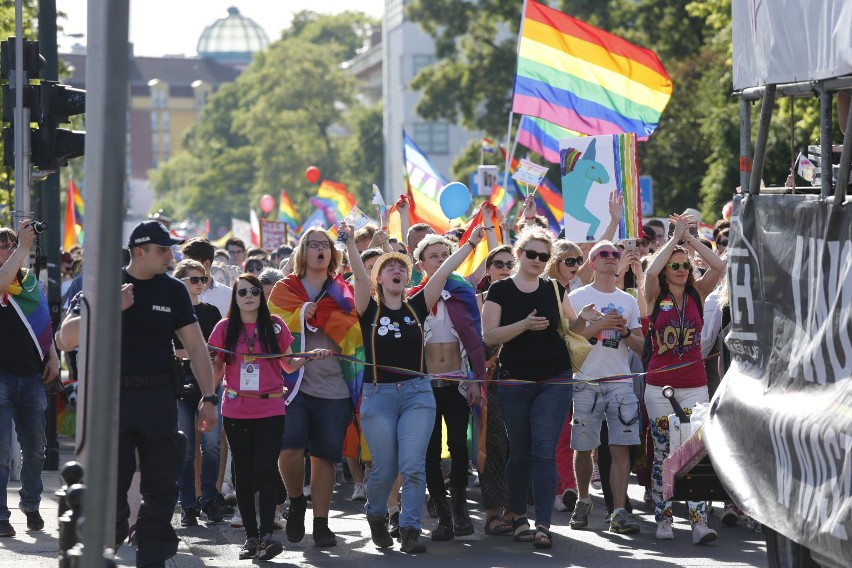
197, 7, 269, 63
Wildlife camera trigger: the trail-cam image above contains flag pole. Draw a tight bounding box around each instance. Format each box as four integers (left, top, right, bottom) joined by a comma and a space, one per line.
503, 0, 529, 195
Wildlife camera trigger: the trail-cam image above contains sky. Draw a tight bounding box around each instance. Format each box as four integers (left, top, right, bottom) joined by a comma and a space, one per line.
55, 0, 385, 57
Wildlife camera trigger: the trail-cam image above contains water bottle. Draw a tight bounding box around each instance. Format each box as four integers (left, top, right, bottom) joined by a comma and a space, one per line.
335, 212, 357, 251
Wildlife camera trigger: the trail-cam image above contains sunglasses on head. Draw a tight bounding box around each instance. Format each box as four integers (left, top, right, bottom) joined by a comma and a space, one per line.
593, 250, 621, 260
237, 286, 262, 298
666, 261, 692, 271
491, 259, 515, 270
562, 256, 584, 267
181, 276, 209, 285
521, 249, 551, 262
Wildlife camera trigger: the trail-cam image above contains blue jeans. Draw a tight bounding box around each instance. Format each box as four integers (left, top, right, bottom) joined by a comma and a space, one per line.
177, 382, 223, 508
0, 371, 47, 519
360, 377, 436, 532
497, 379, 572, 528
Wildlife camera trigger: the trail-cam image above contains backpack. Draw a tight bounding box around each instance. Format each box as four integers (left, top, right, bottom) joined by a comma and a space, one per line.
642, 286, 703, 371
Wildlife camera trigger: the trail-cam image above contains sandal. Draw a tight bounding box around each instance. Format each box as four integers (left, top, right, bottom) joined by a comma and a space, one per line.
533, 525, 553, 549
485, 514, 513, 536
512, 517, 535, 542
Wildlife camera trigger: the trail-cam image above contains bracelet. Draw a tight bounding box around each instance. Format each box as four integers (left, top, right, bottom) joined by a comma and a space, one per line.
467, 240, 478, 249
484, 226, 495, 231
620, 329, 631, 338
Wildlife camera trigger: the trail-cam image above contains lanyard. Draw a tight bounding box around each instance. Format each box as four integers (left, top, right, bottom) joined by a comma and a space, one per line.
242, 325, 258, 355
669, 291, 688, 359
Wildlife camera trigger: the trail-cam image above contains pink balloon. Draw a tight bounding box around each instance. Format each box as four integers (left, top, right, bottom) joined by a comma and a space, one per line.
722, 200, 733, 220
260, 194, 275, 214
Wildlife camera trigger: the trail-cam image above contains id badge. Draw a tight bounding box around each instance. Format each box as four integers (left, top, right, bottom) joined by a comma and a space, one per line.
240, 356, 260, 391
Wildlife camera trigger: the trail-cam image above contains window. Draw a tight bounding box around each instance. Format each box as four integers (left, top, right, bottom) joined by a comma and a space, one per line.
412, 54, 435, 79
412, 122, 449, 155
150, 111, 158, 132
162, 111, 170, 132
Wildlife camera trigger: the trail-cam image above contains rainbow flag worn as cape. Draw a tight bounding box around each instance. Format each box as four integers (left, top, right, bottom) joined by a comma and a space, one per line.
268, 273, 364, 407
407, 273, 486, 383
1, 269, 52, 360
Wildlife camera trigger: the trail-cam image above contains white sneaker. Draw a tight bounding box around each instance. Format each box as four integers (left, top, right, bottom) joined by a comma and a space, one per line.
230, 510, 243, 528
692, 522, 717, 544
553, 495, 568, 512
656, 519, 674, 540
221, 481, 237, 505
272, 507, 284, 530
352, 483, 367, 501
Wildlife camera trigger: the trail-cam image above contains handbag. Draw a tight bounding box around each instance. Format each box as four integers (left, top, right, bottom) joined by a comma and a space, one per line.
551, 279, 591, 373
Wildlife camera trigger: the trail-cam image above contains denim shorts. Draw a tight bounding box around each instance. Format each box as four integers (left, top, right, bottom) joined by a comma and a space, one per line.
281, 391, 353, 462
570, 380, 640, 451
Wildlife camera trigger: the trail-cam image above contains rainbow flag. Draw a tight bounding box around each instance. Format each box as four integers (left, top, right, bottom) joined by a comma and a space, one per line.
481, 137, 496, 154
2, 270, 52, 359
310, 181, 356, 225
403, 131, 452, 233
268, 273, 364, 407
488, 183, 515, 216
64, 178, 84, 250
456, 207, 501, 279
512, 0, 672, 139
278, 190, 299, 230
517, 115, 583, 164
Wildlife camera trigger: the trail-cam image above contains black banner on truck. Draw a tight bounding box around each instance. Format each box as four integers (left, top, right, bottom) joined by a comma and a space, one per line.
704, 194, 852, 567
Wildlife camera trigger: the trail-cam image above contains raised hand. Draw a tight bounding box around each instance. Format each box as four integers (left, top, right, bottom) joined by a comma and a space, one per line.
608, 191, 624, 221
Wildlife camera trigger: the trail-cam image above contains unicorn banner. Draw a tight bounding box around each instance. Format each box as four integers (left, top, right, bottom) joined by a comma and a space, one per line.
559, 133, 641, 243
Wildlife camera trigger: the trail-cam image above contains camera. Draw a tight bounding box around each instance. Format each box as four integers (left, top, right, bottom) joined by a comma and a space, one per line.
30, 220, 48, 234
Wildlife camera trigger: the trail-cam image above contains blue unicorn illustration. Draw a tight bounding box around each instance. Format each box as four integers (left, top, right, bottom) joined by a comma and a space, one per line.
561, 138, 611, 240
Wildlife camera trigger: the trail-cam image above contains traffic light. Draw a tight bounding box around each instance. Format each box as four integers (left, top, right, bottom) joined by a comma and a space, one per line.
1, 38, 40, 168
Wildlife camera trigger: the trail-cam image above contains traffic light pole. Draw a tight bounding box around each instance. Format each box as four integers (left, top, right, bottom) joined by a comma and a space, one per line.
13, 0, 32, 216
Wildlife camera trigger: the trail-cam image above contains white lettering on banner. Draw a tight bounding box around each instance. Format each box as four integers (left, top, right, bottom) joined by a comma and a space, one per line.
789, 237, 852, 384
770, 412, 851, 541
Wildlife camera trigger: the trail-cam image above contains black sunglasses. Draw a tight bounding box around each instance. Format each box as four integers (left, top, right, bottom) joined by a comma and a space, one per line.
666, 261, 692, 271
593, 250, 622, 260
491, 259, 515, 270
237, 287, 262, 298
521, 249, 551, 262
181, 276, 209, 285
562, 256, 584, 267
717, 240, 728, 247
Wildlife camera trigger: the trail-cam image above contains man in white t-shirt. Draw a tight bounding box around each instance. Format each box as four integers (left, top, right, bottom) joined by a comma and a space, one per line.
564, 240, 645, 535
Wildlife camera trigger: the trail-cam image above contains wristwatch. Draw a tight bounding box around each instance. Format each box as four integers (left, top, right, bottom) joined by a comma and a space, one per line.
201, 394, 220, 406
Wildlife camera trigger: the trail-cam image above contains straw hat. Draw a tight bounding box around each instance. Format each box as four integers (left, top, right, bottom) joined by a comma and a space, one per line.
370, 251, 413, 289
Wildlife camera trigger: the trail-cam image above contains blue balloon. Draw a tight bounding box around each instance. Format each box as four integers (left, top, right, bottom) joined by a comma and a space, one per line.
439, 182, 472, 219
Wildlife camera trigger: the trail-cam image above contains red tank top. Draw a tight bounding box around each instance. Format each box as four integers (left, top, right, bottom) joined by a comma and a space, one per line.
646, 290, 707, 388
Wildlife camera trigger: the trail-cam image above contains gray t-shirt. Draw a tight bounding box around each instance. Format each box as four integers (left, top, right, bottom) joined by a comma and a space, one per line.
299, 277, 348, 400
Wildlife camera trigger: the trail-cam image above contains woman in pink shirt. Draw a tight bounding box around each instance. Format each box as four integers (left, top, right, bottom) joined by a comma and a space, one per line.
208, 274, 330, 561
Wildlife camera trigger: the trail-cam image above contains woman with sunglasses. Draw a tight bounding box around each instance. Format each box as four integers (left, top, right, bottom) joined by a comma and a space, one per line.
172, 260, 225, 526
643, 214, 725, 544
341, 220, 483, 554
208, 274, 331, 561
481, 227, 574, 549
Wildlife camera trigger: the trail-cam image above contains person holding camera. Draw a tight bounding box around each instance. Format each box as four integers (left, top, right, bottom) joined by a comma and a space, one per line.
0, 220, 59, 538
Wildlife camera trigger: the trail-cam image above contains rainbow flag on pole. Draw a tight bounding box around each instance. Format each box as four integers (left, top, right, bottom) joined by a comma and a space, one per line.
517, 115, 583, 164
512, 0, 672, 139
64, 178, 84, 250
403, 131, 452, 233
310, 180, 356, 225
278, 190, 299, 230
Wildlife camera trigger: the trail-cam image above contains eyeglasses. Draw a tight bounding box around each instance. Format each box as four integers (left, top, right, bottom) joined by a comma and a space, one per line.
0, 243, 16, 251
521, 249, 551, 262
237, 287, 262, 298
307, 240, 332, 250
562, 256, 584, 267
227, 248, 245, 255
592, 250, 621, 260
666, 261, 692, 271
245, 262, 263, 272
490, 260, 515, 270
181, 276, 209, 285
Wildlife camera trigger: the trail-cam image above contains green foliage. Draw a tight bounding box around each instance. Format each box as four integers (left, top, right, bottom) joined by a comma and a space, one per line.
337, 103, 384, 205
280, 11, 378, 60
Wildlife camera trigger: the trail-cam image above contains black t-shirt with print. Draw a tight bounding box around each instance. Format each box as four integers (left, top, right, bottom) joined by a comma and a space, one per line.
486, 277, 571, 381
359, 291, 429, 384
174, 301, 221, 350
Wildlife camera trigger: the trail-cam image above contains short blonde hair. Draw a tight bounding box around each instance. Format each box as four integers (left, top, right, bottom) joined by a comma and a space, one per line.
514, 226, 553, 256
174, 258, 206, 279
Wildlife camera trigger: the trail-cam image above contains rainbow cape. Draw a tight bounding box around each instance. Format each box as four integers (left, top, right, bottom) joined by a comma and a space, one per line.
268, 273, 364, 407
2, 269, 52, 360
408, 273, 486, 382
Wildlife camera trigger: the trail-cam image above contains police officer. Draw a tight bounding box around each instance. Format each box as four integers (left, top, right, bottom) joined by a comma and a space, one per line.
118, 221, 218, 567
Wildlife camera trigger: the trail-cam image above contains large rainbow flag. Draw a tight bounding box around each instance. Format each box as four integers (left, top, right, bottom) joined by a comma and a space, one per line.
63, 178, 84, 250
403, 131, 452, 233
268, 273, 364, 407
517, 115, 583, 164
512, 0, 672, 139
278, 190, 299, 230
1, 270, 52, 360
310, 181, 357, 225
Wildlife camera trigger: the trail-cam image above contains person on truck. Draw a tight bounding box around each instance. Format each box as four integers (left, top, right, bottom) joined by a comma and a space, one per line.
643, 214, 725, 544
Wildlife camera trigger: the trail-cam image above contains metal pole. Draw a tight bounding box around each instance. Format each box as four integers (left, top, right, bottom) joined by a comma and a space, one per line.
834, 93, 852, 202
818, 84, 833, 199
79, 0, 130, 564
38, 0, 61, 472
13, 0, 31, 216
739, 97, 752, 194
749, 84, 776, 195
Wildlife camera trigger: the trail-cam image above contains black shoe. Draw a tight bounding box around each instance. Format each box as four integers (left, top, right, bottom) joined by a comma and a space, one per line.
561, 489, 578, 512
450, 487, 474, 537
21, 508, 44, 531
286, 495, 307, 543
387, 511, 400, 539
256, 533, 284, 561
367, 514, 394, 548
313, 524, 337, 547
0, 520, 15, 537
426, 497, 438, 518
215, 492, 234, 517
399, 527, 427, 554
200, 498, 224, 524
431, 496, 454, 541
238, 536, 260, 560
180, 507, 199, 527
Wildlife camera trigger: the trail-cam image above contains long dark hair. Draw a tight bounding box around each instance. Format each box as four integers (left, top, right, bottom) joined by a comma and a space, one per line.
223, 274, 280, 364
656, 245, 697, 294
